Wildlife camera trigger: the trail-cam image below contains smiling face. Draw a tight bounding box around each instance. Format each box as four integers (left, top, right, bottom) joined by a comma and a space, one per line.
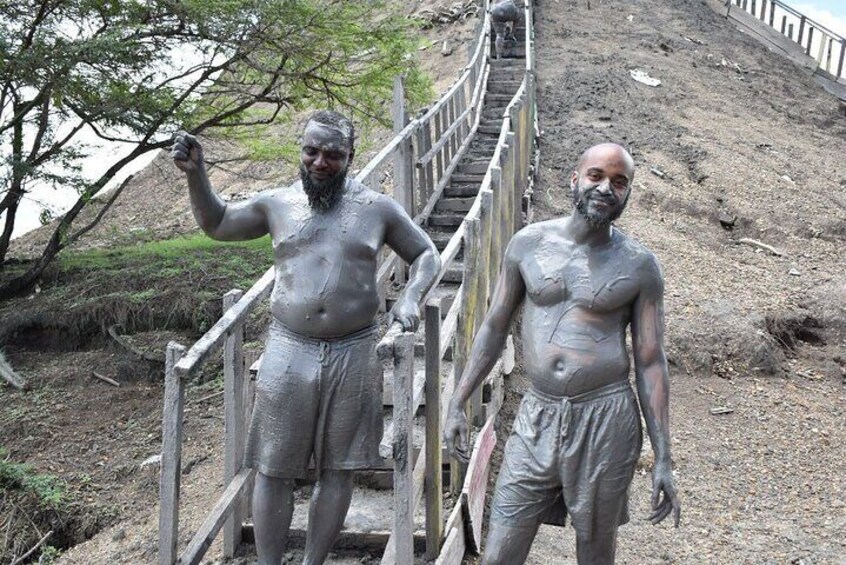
570, 143, 634, 228
298, 120, 355, 212
300, 122, 353, 182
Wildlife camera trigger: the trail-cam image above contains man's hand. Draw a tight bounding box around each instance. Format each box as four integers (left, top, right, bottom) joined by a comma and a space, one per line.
387, 297, 420, 332
649, 459, 681, 527
171, 131, 204, 174
443, 401, 470, 465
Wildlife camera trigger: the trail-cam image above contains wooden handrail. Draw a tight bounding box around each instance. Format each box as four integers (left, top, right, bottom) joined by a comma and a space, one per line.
174, 268, 274, 379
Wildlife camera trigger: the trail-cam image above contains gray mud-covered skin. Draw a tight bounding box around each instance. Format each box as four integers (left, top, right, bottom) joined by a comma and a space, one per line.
490, 0, 521, 59
444, 144, 681, 564
172, 113, 440, 565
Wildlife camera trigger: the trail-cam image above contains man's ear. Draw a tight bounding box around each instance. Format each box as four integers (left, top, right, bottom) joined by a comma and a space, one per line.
570, 170, 578, 190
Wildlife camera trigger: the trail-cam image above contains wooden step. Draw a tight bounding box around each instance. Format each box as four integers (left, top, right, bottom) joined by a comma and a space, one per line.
427, 214, 464, 227
487, 80, 523, 94
482, 107, 507, 121
435, 196, 475, 213
429, 229, 458, 251
478, 124, 503, 136
485, 93, 517, 104
490, 58, 525, 69
457, 161, 490, 175
488, 69, 524, 80
444, 184, 479, 198
443, 261, 464, 283
450, 172, 486, 184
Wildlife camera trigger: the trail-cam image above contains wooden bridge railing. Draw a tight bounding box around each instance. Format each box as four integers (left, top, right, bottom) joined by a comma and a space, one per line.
156, 3, 505, 564
431, 0, 538, 561
728, 0, 846, 80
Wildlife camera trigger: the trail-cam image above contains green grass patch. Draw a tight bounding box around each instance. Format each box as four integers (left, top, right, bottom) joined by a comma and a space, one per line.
1, 232, 276, 343
0, 447, 67, 507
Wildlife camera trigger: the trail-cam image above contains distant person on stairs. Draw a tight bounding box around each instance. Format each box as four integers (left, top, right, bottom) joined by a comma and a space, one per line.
491, 0, 521, 59
171, 111, 440, 565
445, 143, 681, 565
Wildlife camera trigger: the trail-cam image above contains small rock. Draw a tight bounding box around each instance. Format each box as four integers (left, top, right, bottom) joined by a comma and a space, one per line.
112, 529, 126, 542
718, 213, 736, 230
627, 14, 634, 22
788, 268, 801, 277
650, 167, 667, 179
629, 69, 661, 87
781, 174, 794, 183
710, 406, 734, 415
441, 40, 453, 56
140, 454, 161, 469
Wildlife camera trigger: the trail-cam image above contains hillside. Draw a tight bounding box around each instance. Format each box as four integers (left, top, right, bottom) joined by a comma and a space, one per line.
518, 0, 845, 562
1, 0, 845, 563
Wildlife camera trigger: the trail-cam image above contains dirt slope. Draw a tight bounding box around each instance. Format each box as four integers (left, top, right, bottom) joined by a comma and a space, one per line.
512, 0, 846, 562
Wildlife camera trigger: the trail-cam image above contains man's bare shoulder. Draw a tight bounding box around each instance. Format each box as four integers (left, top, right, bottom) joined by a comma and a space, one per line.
611, 228, 663, 281
513, 218, 567, 244
505, 219, 568, 266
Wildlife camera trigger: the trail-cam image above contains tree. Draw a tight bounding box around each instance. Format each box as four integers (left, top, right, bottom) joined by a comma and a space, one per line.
0, 0, 429, 297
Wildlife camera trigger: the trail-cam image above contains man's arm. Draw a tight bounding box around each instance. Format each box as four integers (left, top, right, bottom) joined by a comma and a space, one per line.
172, 132, 269, 241
383, 198, 441, 332
631, 254, 681, 527
444, 236, 526, 461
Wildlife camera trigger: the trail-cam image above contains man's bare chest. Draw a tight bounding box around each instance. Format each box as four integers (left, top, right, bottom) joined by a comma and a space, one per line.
521, 242, 641, 313
269, 201, 383, 261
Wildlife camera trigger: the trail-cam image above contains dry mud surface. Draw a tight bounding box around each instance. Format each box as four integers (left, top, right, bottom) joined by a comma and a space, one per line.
2, 0, 846, 563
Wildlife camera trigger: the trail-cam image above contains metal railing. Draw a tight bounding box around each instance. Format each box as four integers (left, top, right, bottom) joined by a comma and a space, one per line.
729, 0, 846, 79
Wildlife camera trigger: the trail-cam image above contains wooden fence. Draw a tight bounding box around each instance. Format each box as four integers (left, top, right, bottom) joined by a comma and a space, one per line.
728, 0, 846, 80
157, 0, 538, 562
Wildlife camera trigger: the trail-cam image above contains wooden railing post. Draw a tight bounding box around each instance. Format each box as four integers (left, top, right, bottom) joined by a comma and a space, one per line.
424, 302, 443, 560
392, 333, 416, 564
489, 169, 503, 294
223, 289, 246, 558
466, 217, 484, 427
159, 342, 187, 565
392, 76, 412, 283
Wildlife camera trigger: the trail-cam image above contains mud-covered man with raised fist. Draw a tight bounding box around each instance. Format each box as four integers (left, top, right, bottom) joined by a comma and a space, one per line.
172, 110, 440, 564
445, 143, 680, 565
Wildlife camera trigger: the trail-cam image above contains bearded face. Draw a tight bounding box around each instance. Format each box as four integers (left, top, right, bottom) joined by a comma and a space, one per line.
571, 174, 629, 228
299, 162, 348, 212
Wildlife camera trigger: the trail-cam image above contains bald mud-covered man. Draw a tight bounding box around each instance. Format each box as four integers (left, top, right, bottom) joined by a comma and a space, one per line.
445, 143, 680, 564
172, 111, 440, 564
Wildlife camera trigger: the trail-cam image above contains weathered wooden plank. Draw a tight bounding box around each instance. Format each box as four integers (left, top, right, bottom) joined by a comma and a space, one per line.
424, 303, 443, 560
392, 76, 412, 285
434, 107, 445, 185
380, 364, 427, 457
467, 217, 484, 427
440, 286, 461, 360
174, 269, 274, 379
436, 507, 467, 565
355, 118, 419, 188
241, 526, 426, 553
390, 333, 415, 565
381, 446, 428, 565
179, 469, 255, 565
159, 342, 186, 565
460, 415, 497, 555
435, 527, 466, 565
223, 290, 246, 558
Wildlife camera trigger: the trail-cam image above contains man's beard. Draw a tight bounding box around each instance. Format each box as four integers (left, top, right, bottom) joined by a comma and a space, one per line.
572, 184, 627, 228
299, 164, 348, 212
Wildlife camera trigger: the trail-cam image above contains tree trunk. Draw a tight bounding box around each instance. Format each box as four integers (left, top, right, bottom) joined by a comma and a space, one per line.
0, 111, 25, 267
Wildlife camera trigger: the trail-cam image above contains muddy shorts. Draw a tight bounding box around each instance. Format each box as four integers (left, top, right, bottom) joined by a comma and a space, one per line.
489, 381, 642, 540
244, 320, 384, 479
